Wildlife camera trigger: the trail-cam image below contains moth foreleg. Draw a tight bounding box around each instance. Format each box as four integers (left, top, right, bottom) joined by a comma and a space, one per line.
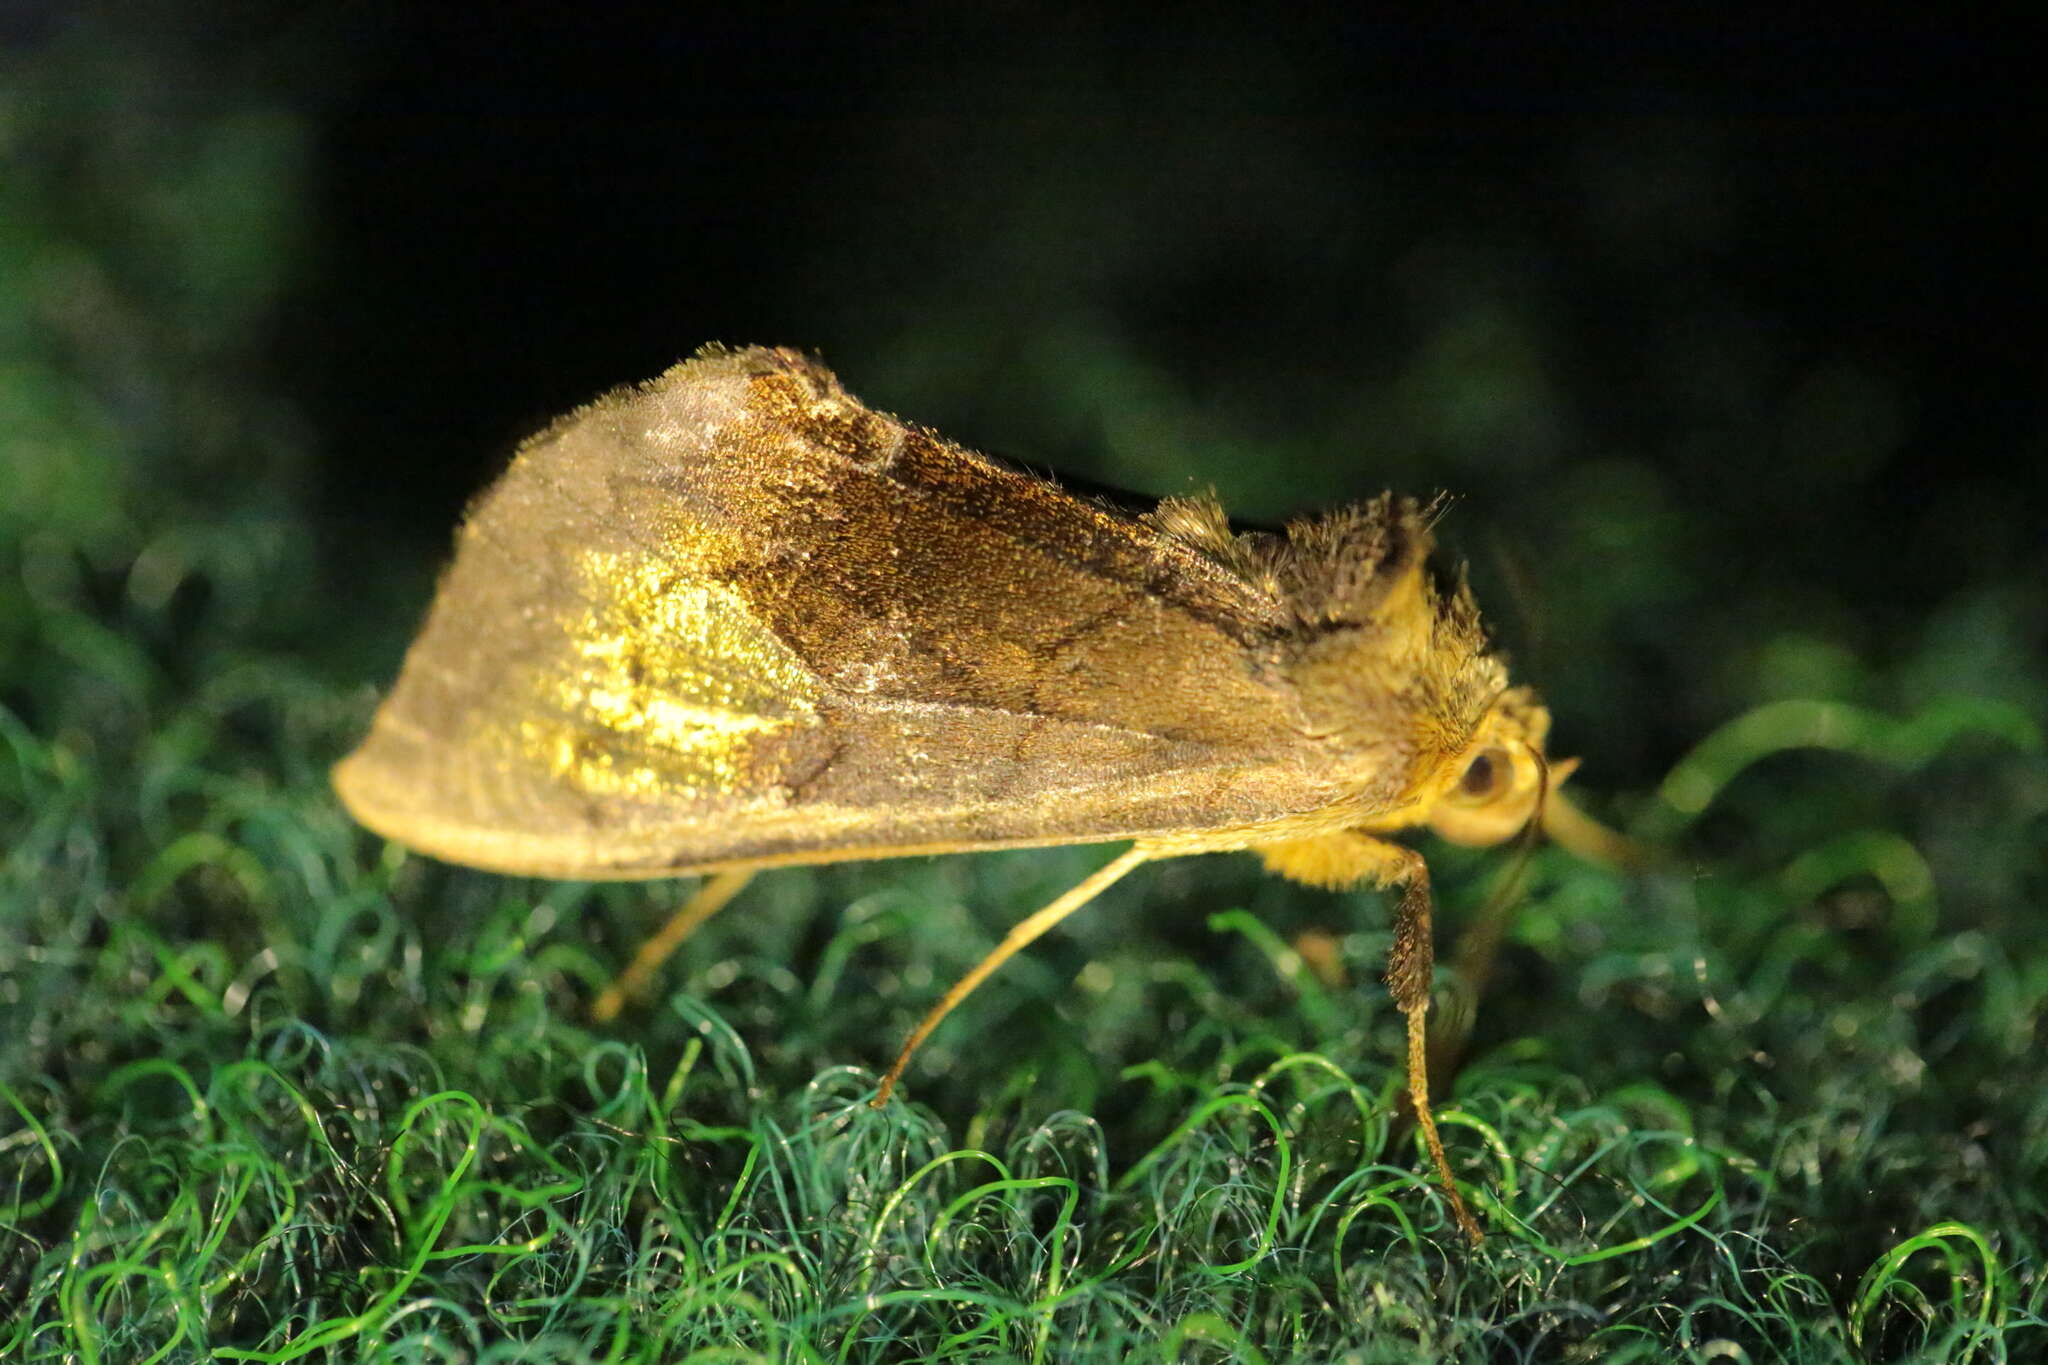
592, 868, 758, 1022
1256, 830, 1484, 1246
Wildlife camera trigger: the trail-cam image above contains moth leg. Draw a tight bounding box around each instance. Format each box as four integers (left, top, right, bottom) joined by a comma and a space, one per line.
872, 842, 1156, 1107
591, 869, 757, 1022
1256, 830, 1484, 1246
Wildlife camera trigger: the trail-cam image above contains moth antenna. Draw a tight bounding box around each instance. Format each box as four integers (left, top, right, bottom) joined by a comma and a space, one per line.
873, 843, 1154, 1106
1429, 746, 1548, 1140
592, 869, 757, 1021
1441, 746, 1651, 1085
1447, 746, 1548, 1004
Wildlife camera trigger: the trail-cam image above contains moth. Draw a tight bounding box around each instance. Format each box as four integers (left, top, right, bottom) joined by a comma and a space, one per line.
334, 344, 1622, 1244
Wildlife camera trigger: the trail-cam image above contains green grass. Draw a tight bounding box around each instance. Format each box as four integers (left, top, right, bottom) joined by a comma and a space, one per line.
4, 587, 2045, 1359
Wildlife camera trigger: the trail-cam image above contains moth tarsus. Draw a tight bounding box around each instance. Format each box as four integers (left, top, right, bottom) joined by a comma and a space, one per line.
336, 343, 1630, 1244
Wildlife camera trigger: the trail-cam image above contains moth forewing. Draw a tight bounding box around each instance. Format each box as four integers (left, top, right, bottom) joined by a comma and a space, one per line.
336, 344, 1595, 1247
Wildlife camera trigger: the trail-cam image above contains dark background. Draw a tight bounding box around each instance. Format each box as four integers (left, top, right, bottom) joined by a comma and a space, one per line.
280, 7, 2038, 792
17, 4, 2043, 790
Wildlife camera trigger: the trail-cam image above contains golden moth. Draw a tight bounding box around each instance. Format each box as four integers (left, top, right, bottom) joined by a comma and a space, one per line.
335, 344, 1623, 1243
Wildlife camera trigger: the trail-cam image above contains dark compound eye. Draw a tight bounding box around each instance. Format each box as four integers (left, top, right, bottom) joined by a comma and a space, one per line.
1459, 746, 1512, 799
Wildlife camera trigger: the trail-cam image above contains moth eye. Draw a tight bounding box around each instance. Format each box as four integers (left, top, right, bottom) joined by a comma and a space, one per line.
1458, 746, 1513, 801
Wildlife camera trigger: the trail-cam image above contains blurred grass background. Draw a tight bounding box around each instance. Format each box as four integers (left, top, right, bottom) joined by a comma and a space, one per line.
4, 6, 2045, 1361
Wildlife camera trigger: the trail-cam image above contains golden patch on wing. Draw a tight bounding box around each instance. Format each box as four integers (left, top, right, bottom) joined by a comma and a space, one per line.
510, 546, 820, 804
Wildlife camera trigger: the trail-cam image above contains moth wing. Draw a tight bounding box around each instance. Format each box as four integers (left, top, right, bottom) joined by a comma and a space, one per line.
334, 347, 1344, 879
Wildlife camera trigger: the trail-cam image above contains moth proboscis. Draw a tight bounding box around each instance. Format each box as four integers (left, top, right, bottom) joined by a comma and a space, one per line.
334, 344, 1634, 1246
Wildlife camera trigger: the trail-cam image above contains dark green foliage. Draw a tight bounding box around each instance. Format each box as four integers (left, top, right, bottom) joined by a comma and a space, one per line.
6, 636, 2044, 1360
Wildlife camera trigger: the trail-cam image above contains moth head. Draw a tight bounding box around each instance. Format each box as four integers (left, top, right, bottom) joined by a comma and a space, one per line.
1425, 687, 1573, 848
1424, 687, 1647, 868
